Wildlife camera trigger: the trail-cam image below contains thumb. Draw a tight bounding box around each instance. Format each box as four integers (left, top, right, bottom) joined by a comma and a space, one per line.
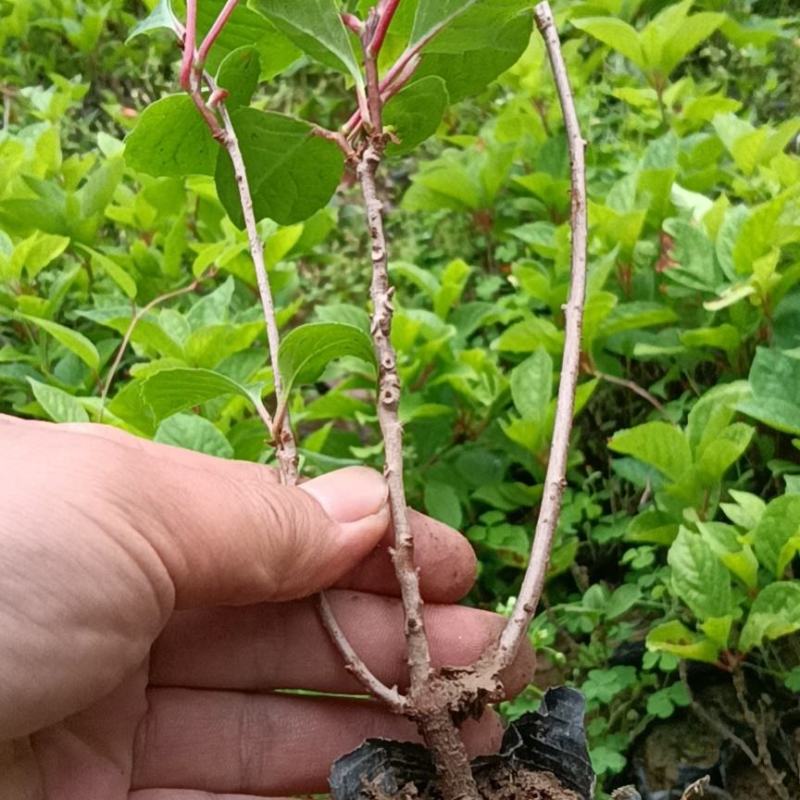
140, 459, 391, 608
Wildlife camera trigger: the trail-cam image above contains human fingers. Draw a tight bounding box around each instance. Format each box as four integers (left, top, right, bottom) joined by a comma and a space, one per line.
150, 591, 535, 699
0, 422, 388, 738
336, 508, 476, 602
56, 420, 476, 602
132, 690, 503, 796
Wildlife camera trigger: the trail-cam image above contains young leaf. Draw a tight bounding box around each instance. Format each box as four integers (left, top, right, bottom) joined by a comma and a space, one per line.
250, 0, 363, 88
11, 231, 70, 280
141, 367, 257, 421
424, 480, 463, 529
278, 322, 375, 396
750, 494, 800, 577
127, 0, 181, 43
215, 109, 345, 226
510, 348, 552, 424
27, 378, 89, 423
184, 277, 233, 330
656, 7, 724, 77
79, 245, 137, 299
737, 348, 800, 436
609, 422, 692, 483
184, 322, 263, 369
434, 258, 472, 320
739, 582, 800, 652
155, 413, 235, 458
694, 423, 754, 485
646, 620, 721, 664
668, 528, 733, 621
216, 46, 261, 110
18, 314, 100, 372
572, 17, 645, 69
384, 77, 449, 157
125, 95, 218, 178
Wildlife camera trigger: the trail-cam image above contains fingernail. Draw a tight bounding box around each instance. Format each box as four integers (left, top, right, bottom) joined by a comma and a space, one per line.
301, 466, 389, 523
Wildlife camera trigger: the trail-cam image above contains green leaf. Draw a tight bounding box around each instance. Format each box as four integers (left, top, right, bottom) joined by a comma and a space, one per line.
410, 0, 528, 50
424, 480, 462, 529
662, 218, 719, 291
413, 10, 532, 102
686, 381, 750, 458
720, 489, 766, 530
680, 325, 740, 358
658, 11, 724, 76
697, 521, 759, 590
216, 46, 261, 110
435, 258, 472, 320
11, 231, 70, 280
695, 423, 754, 485
184, 322, 263, 369
278, 322, 375, 397
125, 95, 218, 178
646, 620, 721, 664
606, 584, 640, 620
251, 0, 363, 87
609, 422, 691, 483
186, 277, 235, 329
737, 348, 800, 436
668, 528, 733, 621
215, 109, 344, 226
493, 316, 564, 355
646, 683, 690, 719
572, 17, 645, 68
141, 368, 257, 421
155, 413, 234, 458
78, 307, 183, 359
79, 246, 137, 299
510, 348, 552, 423
27, 378, 89, 423
750, 494, 800, 577
127, 0, 181, 42
740, 582, 800, 652
384, 77, 449, 157
784, 667, 800, 693
596, 302, 677, 339
19, 314, 99, 372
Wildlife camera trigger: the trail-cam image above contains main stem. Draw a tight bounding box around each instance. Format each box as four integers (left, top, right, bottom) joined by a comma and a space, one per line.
358, 142, 431, 694
358, 32, 479, 800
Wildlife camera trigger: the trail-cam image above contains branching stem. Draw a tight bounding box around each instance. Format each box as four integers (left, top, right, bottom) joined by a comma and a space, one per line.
317, 593, 408, 713
197, 0, 239, 69
180, 0, 197, 90
368, 0, 401, 56
99, 275, 212, 420
216, 100, 298, 483
177, 2, 298, 483
591, 369, 669, 418
489, 1, 588, 673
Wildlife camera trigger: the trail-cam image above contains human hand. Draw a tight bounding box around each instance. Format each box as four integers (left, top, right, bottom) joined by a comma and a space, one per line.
0, 416, 533, 799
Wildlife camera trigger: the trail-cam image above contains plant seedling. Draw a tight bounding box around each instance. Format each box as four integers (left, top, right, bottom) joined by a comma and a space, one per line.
129, 2, 589, 797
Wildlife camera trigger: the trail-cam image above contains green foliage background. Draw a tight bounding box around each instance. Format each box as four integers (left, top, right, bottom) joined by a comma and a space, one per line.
2, 0, 800, 794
